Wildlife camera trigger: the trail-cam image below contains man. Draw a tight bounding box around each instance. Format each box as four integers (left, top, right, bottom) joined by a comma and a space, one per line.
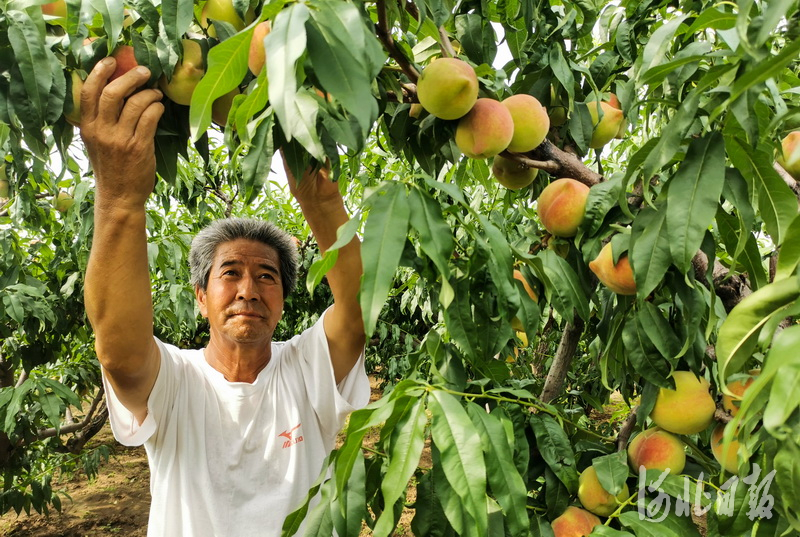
80, 58, 368, 536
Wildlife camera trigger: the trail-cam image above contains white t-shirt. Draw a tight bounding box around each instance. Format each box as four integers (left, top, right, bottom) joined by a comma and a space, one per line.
102, 313, 370, 537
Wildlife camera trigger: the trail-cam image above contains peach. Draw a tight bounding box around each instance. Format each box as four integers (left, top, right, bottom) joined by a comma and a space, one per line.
711, 423, 740, 474
722, 371, 759, 417
588, 241, 636, 295
627, 427, 686, 474
586, 101, 624, 149
212, 88, 240, 126
54, 191, 74, 213
778, 131, 800, 180
416, 58, 479, 120
248, 21, 271, 75
409, 103, 424, 118
159, 39, 205, 106
492, 155, 538, 189
577, 466, 630, 516
549, 86, 567, 126
502, 94, 550, 152
64, 71, 84, 126
0, 165, 8, 199
536, 178, 590, 237
607, 94, 628, 139
550, 506, 601, 537
110, 46, 139, 82
650, 371, 716, 435
200, 0, 255, 37
41, 0, 67, 20
511, 269, 537, 331
455, 98, 514, 159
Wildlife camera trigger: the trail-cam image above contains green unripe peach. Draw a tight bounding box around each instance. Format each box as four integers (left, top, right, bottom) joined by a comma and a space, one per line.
200, 0, 255, 37
577, 466, 630, 517
416, 58, 479, 121
778, 131, 800, 180
536, 178, 590, 237
212, 88, 240, 126
627, 427, 686, 474
711, 423, 741, 474
588, 242, 636, 295
455, 98, 514, 159
0, 165, 8, 199
160, 40, 205, 106
492, 155, 538, 189
64, 71, 84, 126
502, 94, 550, 153
650, 371, 716, 435
54, 191, 74, 213
586, 101, 624, 149
550, 506, 601, 537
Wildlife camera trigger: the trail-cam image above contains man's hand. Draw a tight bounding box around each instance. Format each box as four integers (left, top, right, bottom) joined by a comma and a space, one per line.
80, 58, 164, 210
283, 157, 341, 208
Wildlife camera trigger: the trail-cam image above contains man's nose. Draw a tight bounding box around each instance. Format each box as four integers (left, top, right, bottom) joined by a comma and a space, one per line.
236, 277, 260, 301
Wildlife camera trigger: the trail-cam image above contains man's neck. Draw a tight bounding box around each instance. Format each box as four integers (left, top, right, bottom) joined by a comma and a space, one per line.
203, 337, 272, 383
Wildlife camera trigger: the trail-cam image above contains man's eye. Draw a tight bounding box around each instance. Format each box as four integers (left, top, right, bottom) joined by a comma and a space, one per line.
223, 270, 238, 276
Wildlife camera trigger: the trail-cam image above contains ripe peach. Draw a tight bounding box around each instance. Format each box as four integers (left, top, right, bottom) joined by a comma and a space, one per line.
409, 103, 424, 118
650, 371, 716, 435
492, 155, 538, 189
455, 98, 514, 159
550, 506, 601, 537
627, 427, 686, 474
159, 39, 205, 106
536, 178, 590, 237
778, 131, 800, 180
41, 0, 67, 20
511, 269, 537, 331
722, 371, 759, 417
110, 46, 139, 82
248, 21, 271, 75
577, 466, 629, 516
502, 94, 550, 152
416, 58, 479, 120
588, 242, 636, 295
586, 101, 624, 149
64, 71, 84, 126
711, 423, 740, 474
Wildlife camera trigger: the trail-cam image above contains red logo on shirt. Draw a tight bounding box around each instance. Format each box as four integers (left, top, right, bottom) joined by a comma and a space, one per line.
279, 423, 304, 449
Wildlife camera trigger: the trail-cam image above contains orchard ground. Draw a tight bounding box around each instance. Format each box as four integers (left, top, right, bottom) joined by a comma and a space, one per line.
0, 376, 432, 537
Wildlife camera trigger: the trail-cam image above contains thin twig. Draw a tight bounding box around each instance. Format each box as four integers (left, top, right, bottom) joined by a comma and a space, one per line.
37, 386, 105, 440
616, 406, 638, 452
375, 0, 420, 82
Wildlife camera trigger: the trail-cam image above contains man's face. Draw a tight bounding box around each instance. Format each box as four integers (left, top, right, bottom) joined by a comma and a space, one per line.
195, 238, 284, 347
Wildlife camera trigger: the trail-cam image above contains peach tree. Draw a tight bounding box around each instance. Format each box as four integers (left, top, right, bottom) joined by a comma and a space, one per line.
1, 0, 800, 534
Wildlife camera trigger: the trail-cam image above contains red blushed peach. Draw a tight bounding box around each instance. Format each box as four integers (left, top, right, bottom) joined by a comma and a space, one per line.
536, 178, 590, 237
416, 58, 479, 120
502, 94, 550, 153
627, 427, 686, 474
455, 98, 514, 159
588, 241, 636, 295
586, 101, 624, 149
577, 465, 629, 516
550, 506, 601, 537
778, 131, 800, 180
650, 371, 716, 435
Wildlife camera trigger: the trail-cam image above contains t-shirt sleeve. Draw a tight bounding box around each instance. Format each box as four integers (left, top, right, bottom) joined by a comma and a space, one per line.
285, 308, 371, 438
102, 338, 180, 447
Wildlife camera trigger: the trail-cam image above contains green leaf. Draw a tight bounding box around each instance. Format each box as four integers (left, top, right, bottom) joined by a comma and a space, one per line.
38, 393, 62, 431
408, 186, 454, 303
582, 174, 623, 236
429, 390, 488, 537
641, 90, 700, 179
623, 313, 672, 389
466, 404, 530, 537
591, 451, 629, 497
360, 182, 409, 337
775, 214, 800, 280
373, 397, 428, 537
637, 302, 682, 361
716, 277, 800, 381
665, 133, 726, 273
716, 207, 767, 290
8, 11, 52, 130
684, 7, 736, 34
549, 46, 575, 102
629, 207, 669, 299
529, 414, 578, 492
638, 16, 689, 76
443, 277, 478, 357
763, 363, 800, 432
189, 30, 251, 141
537, 249, 589, 322
161, 0, 194, 51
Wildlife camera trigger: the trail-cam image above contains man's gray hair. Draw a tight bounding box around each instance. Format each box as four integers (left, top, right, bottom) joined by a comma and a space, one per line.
189, 218, 299, 298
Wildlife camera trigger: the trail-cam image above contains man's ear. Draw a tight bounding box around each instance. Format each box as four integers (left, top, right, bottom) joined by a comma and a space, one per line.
195, 284, 208, 318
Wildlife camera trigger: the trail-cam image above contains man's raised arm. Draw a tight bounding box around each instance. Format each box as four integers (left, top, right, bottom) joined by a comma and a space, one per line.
285, 162, 365, 383
81, 59, 164, 424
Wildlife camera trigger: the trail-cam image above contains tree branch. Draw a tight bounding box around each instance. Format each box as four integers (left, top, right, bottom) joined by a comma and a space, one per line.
37, 387, 105, 440
375, 0, 420, 83
774, 162, 800, 201
539, 318, 585, 403
438, 26, 457, 58
501, 140, 604, 186
616, 406, 639, 452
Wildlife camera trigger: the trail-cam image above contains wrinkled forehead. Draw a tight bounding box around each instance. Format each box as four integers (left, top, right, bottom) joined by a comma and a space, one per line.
211, 239, 281, 271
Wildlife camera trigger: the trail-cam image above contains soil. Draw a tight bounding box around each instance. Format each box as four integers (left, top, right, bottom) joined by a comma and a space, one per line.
0, 376, 426, 537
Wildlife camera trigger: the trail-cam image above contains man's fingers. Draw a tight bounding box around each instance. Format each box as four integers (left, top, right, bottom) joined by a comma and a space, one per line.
134, 100, 165, 142
80, 57, 115, 125
118, 88, 163, 138
96, 66, 152, 124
